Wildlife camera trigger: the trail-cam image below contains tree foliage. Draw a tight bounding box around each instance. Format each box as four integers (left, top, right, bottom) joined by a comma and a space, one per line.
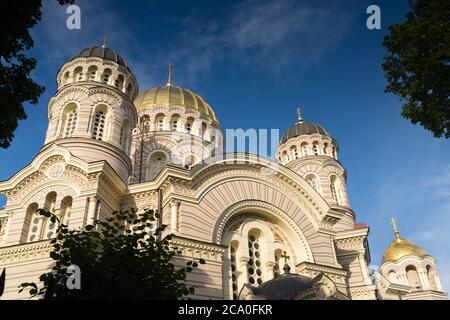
0, 0, 74, 148
19, 208, 204, 299
382, 0, 450, 138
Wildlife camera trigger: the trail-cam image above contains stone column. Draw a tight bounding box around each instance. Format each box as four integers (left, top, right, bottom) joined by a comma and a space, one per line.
86, 195, 97, 226
239, 256, 250, 285
397, 270, 409, 286
357, 253, 373, 285
170, 200, 180, 234
265, 261, 276, 280
417, 267, 430, 290
434, 273, 443, 291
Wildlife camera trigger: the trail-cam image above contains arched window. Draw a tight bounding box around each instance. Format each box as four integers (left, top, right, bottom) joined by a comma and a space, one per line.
406, 266, 421, 289
140, 115, 150, 133
126, 83, 133, 96
305, 174, 319, 192
25, 203, 40, 243
282, 150, 289, 162
62, 103, 78, 138
291, 146, 299, 160
114, 74, 124, 90
88, 66, 97, 81
201, 122, 208, 139
330, 175, 341, 205
145, 152, 167, 181
185, 117, 194, 133
155, 114, 165, 131
92, 105, 108, 141
120, 119, 132, 152
101, 68, 112, 84
42, 192, 57, 240
223, 219, 296, 300
247, 230, 264, 287
301, 142, 309, 157
312, 142, 319, 156
63, 71, 70, 85
73, 66, 83, 82
171, 115, 180, 131
60, 196, 73, 226
230, 242, 239, 300
323, 143, 328, 155
332, 146, 336, 158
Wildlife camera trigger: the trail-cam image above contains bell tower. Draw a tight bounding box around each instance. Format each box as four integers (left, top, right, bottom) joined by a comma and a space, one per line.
43, 40, 138, 182
277, 108, 353, 231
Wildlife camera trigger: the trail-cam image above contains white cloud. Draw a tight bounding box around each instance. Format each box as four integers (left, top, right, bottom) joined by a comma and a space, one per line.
163, 0, 355, 83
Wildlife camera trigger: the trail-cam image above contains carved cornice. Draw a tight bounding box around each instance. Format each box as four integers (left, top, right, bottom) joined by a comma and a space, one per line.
169, 236, 225, 263
295, 261, 347, 285
0, 241, 52, 266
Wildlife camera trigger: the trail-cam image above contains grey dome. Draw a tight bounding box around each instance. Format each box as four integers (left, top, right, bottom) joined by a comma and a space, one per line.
281, 120, 330, 144
250, 273, 313, 300
71, 46, 130, 71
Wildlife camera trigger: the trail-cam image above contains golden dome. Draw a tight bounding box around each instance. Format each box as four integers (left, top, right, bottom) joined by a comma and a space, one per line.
381, 218, 428, 264
134, 66, 218, 124
382, 238, 428, 264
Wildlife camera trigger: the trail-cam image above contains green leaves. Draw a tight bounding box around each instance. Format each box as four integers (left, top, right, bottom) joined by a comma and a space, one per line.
382, 0, 450, 138
19, 208, 200, 300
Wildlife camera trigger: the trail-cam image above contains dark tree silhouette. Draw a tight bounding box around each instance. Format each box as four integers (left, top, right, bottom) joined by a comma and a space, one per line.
19, 208, 204, 299
382, 0, 450, 138
0, 0, 74, 148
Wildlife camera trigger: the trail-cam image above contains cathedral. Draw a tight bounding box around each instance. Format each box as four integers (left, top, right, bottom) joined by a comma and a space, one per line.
0, 43, 447, 300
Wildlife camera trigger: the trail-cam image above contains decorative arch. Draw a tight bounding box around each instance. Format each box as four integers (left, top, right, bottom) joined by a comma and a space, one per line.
213, 200, 314, 263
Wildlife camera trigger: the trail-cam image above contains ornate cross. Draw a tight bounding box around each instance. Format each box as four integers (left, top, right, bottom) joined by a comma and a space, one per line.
281, 251, 290, 264
390, 217, 400, 240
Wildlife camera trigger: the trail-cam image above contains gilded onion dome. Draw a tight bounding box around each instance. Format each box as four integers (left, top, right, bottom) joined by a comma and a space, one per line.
134, 66, 219, 124
382, 218, 428, 264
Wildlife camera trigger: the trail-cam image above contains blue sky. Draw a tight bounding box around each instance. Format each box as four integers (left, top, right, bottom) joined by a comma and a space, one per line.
1, 0, 449, 290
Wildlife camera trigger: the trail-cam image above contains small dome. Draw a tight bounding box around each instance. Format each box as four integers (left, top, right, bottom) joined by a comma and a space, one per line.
250, 273, 313, 300
382, 238, 428, 264
134, 84, 219, 124
281, 120, 329, 144
71, 46, 130, 71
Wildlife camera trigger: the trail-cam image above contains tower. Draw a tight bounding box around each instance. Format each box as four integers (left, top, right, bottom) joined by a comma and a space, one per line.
44, 42, 139, 182
379, 218, 447, 300
130, 66, 223, 183
277, 108, 353, 231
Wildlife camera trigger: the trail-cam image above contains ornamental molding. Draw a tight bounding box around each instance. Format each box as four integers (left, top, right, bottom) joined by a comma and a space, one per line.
348, 285, 377, 300
0, 216, 8, 242
169, 236, 225, 263
192, 165, 324, 226
295, 261, 347, 285
3, 156, 100, 207
381, 255, 436, 273
0, 241, 52, 266
213, 200, 314, 263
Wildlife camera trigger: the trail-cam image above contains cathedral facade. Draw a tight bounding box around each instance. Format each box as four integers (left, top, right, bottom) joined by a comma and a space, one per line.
0, 45, 447, 300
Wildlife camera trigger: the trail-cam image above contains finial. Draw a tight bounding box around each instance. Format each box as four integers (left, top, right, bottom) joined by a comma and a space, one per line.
281, 251, 291, 274
391, 218, 401, 240
297, 106, 303, 123
102, 35, 107, 48
167, 64, 173, 86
